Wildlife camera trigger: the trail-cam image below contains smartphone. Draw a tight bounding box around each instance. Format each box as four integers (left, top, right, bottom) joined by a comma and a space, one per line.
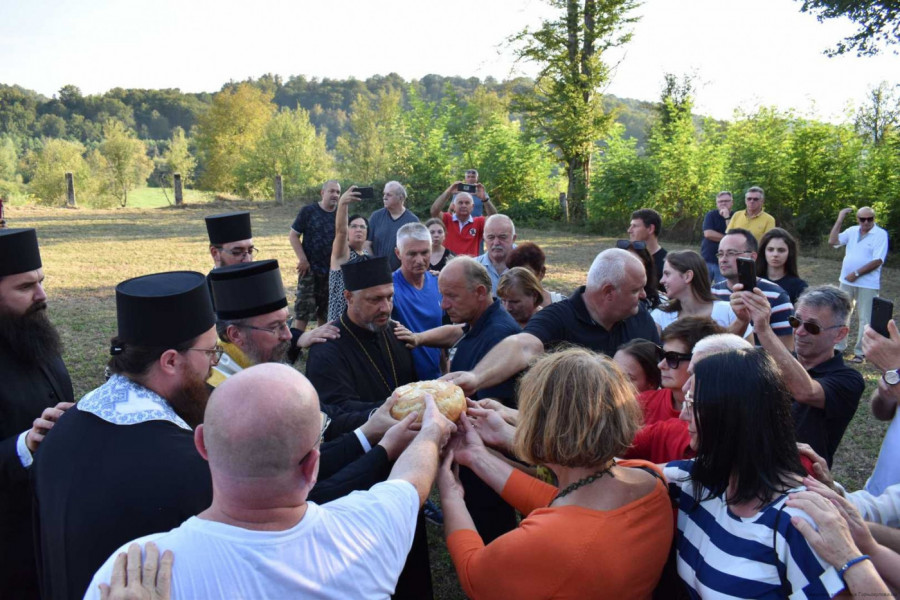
355, 186, 375, 200
871, 297, 894, 338
737, 257, 756, 291
457, 183, 477, 194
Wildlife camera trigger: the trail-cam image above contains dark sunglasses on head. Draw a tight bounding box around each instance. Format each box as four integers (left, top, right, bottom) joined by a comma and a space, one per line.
858, 216, 874, 223
616, 239, 647, 251
655, 346, 693, 369
788, 315, 843, 335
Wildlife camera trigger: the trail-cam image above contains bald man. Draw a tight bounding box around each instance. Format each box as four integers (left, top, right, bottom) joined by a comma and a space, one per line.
829, 206, 889, 362
87, 363, 455, 600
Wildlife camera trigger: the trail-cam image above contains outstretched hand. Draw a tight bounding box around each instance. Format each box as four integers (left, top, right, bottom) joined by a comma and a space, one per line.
297, 321, 340, 349
446, 412, 488, 468
466, 406, 515, 452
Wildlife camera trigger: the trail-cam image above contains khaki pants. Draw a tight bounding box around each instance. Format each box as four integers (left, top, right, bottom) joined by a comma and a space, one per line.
837, 282, 879, 357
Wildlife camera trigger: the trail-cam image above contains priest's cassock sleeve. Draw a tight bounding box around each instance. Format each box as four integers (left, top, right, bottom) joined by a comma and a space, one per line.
309, 445, 391, 504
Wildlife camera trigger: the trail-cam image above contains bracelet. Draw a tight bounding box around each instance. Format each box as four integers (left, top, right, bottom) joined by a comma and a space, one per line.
853, 271, 860, 278
838, 555, 870, 584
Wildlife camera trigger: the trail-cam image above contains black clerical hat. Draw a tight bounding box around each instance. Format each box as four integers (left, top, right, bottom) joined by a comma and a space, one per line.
208, 260, 287, 320
205, 211, 252, 245
0, 228, 42, 276
115, 271, 215, 347
341, 255, 392, 292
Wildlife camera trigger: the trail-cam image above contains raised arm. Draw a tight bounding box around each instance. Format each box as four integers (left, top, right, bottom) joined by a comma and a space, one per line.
830, 207, 853, 246
443, 332, 544, 396
330, 186, 361, 271
478, 184, 498, 216
430, 183, 459, 218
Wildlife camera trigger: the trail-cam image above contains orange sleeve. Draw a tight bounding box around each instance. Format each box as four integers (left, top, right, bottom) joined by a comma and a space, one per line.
499, 467, 558, 516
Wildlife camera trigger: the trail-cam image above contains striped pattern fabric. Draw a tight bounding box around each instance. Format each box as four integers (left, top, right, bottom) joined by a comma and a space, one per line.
712, 278, 794, 338
664, 460, 845, 600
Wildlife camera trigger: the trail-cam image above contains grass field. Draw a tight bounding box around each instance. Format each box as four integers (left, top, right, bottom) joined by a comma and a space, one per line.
123, 187, 218, 208
6, 200, 896, 599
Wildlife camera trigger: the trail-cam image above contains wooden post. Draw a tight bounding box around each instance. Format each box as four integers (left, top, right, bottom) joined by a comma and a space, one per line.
65, 172, 76, 207
274, 175, 283, 205
174, 173, 183, 206
559, 192, 568, 223
0, 196, 6, 228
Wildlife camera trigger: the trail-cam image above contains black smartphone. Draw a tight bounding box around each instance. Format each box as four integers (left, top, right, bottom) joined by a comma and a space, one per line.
355, 186, 375, 200
737, 257, 756, 291
871, 297, 894, 338
457, 183, 477, 194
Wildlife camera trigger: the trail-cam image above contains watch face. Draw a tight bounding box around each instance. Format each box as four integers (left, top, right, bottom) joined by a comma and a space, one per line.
885, 370, 900, 385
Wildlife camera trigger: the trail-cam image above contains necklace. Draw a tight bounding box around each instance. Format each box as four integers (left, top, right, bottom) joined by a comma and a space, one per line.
553, 464, 615, 502
340, 314, 398, 396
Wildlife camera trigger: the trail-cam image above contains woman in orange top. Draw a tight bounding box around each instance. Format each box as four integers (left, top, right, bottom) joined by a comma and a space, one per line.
438, 348, 674, 600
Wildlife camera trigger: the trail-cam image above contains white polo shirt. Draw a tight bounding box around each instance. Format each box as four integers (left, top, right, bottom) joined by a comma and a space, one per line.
837, 225, 888, 289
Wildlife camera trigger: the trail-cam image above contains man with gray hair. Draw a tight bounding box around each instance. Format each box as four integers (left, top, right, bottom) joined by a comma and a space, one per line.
392, 223, 443, 379
368, 181, 420, 271
476, 214, 517, 295
444, 248, 659, 396
430, 178, 497, 257
738, 284, 865, 466
728, 186, 776, 242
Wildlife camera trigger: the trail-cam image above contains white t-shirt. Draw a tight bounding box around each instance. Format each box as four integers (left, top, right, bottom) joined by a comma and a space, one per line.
837, 225, 889, 289
651, 300, 737, 331
84, 480, 419, 600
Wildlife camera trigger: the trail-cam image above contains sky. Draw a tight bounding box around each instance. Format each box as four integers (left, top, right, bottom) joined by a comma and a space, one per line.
1, 0, 897, 121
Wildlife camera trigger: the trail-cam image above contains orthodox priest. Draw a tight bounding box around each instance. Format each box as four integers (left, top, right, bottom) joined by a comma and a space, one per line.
305, 255, 432, 599
206, 260, 405, 503
32, 271, 217, 600
205, 210, 255, 268
0, 228, 74, 599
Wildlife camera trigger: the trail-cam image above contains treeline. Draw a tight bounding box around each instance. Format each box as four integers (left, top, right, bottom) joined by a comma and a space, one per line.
0, 75, 897, 244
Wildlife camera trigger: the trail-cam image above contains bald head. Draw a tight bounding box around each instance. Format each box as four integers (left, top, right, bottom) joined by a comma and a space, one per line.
203, 363, 320, 479
586, 248, 644, 291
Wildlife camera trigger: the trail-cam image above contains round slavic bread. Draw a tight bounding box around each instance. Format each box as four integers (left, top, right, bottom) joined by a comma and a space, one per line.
390, 380, 466, 423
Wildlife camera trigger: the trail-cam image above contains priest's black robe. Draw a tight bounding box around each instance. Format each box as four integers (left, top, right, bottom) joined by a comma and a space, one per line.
0, 347, 73, 600
31, 409, 212, 600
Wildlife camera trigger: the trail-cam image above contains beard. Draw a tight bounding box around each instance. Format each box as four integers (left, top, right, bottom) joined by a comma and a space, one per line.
0, 302, 63, 366
167, 366, 210, 429
244, 337, 290, 365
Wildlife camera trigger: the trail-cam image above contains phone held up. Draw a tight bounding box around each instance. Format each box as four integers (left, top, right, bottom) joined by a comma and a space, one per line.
736, 257, 756, 292
871, 297, 894, 338
457, 183, 477, 194
355, 186, 375, 200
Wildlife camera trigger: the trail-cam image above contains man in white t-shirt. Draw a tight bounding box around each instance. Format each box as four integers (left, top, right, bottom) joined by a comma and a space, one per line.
828, 206, 889, 362
85, 363, 455, 600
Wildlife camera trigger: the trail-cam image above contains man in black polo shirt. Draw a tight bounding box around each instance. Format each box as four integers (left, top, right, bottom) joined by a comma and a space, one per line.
444, 248, 659, 396
738, 284, 864, 466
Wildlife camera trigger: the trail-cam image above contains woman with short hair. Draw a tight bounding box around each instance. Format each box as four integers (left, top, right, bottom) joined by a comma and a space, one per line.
496, 267, 543, 327
439, 349, 673, 599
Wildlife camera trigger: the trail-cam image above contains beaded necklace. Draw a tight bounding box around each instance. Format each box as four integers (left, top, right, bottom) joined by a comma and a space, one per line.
340, 314, 398, 396
552, 464, 615, 503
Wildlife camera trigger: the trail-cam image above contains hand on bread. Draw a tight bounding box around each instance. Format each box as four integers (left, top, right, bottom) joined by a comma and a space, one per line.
378, 413, 419, 460
441, 371, 479, 397
445, 413, 488, 468
360, 394, 404, 445
466, 406, 516, 453
466, 398, 518, 426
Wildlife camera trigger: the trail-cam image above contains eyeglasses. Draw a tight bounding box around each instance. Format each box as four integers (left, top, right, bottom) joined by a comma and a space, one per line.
656, 346, 693, 369
788, 316, 843, 335
616, 240, 646, 251
187, 344, 225, 365
683, 390, 694, 412
745, 197, 762, 202
715, 250, 751, 259
239, 319, 292, 336
858, 217, 874, 223
216, 246, 258, 258
349, 223, 368, 230
300, 413, 331, 465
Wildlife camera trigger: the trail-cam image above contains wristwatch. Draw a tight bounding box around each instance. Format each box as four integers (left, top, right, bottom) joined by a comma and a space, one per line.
884, 369, 900, 385
853, 270, 860, 278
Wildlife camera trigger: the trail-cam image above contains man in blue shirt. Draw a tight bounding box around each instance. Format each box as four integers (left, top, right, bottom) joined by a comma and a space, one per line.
701, 191, 733, 283
391, 223, 443, 380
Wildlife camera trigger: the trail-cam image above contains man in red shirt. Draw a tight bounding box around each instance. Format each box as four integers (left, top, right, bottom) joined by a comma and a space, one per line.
429, 183, 497, 257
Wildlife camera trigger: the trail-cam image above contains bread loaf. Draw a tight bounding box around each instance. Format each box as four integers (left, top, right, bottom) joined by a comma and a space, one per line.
390, 380, 466, 423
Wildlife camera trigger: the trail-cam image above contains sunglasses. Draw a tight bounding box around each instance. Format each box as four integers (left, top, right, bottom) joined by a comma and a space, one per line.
617, 240, 647, 251
858, 217, 874, 223
656, 346, 693, 369
788, 316, 843, 335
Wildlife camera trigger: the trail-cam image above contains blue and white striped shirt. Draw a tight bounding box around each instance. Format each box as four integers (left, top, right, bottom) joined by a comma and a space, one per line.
712, 278, 794, 339
664, 460, 844, 600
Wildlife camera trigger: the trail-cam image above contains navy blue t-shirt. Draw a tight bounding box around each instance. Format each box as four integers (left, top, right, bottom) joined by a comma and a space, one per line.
451, 299, 522, 405
524, 287, 660, 356
700, 209, 727, 264
291, 203, 336, 274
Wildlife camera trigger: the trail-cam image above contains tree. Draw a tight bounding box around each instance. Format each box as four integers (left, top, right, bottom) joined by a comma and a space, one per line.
855, 81, 899, 144
0, 137, 17, 182
195, 83, 275, 192
97, 119, 153, 206
237, 107, 334, 199
335, 90, 407, 183
797, 0, 900, 56
158, 127, 197, 187
26, 139, 94, 206
511, 0, 639, 223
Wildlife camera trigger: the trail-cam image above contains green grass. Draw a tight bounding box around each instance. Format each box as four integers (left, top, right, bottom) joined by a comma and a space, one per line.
123, 187, 218, 208
5, 201, 896, 600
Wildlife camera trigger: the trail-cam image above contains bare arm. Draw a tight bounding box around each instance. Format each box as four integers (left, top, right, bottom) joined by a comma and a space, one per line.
330, 188, 360, 271
871, 383, 899, 421
703, 229, 725, 242
430, 183, 457, 218
480, 184, 498, 217
855, 258, 884, 277
443, 332, 544, 396
289, 230, 311, 276
830, 208, 853, 246
393, 322, 465, 349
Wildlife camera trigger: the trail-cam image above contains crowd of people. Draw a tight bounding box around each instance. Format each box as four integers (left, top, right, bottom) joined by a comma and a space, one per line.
1, 176, 898, 599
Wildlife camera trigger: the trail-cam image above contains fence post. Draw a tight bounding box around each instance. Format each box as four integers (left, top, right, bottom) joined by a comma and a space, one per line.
65, 172, 76, 207
174, 173, 183, 206
274, 175, 283, 205
0, 196, 6, 228
559, 192, 568, 223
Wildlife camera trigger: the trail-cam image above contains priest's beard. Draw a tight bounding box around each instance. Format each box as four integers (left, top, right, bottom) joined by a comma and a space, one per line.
0, 301, 62, 366
167, 365, 210, 429
244, 336, 290, 365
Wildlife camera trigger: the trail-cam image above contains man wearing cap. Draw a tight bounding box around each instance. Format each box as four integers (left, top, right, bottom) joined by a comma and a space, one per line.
32, 271, 219, 600
205, 211, 256, 267
0, 228, 75, 599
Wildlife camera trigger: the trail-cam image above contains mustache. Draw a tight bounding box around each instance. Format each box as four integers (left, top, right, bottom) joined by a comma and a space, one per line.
26, 301, 48, 315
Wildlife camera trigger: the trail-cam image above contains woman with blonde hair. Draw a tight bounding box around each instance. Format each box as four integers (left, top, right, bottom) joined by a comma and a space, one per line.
496, 267, 543, 327
438, 348, 673, 599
